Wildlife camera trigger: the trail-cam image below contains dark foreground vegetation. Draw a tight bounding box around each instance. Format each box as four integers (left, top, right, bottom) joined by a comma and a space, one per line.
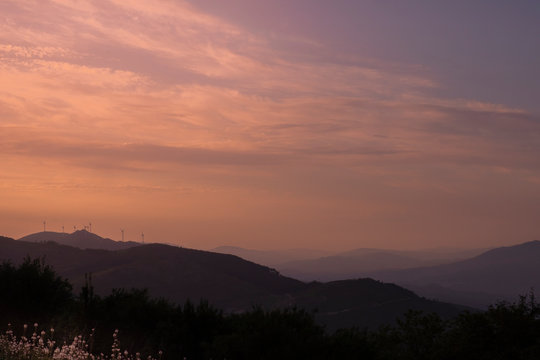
2, 258, 540, 359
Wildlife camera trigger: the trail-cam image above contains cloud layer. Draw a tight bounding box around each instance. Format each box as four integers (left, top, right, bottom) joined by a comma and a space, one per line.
1, 0, 538, 249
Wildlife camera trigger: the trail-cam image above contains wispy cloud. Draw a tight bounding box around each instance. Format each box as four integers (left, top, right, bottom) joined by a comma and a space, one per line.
0, 0, 538, 248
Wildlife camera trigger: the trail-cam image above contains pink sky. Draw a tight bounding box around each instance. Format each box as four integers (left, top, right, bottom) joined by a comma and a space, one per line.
1, 0, 539, 251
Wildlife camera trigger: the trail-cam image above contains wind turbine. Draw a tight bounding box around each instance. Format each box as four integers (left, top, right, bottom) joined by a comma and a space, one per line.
43, 220, 46, 232
141, 232, 145, 244
121, 229, 124, 242
89, 222, 92, 233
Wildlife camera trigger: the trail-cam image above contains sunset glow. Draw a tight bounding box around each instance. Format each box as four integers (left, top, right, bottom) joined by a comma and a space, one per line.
1, 1, 539, 250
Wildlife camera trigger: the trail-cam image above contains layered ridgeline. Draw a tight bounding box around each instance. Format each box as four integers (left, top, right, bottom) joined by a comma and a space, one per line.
1, 233, 466, 330
213, 242, 540, 309
368, 240, 540, 308
211, 245, 333, 269
213, 245, 487, 282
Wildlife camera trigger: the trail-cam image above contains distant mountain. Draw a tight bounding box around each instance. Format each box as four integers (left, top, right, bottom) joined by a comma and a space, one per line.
279, 252, 431, 282
337, 247, 488, 262
0, 236, 467, 329
369, 240, 540, 308
18, 230, 140, 250
277, 247, 487, 282
211, 245, 333, 267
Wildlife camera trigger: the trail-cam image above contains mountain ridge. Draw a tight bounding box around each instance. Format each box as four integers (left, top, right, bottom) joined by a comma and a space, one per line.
0, 234, 467, 329
211, 245, 333, 267
369, 240, 540, 308
276, 246, 488, 282
18, 230, 141, 250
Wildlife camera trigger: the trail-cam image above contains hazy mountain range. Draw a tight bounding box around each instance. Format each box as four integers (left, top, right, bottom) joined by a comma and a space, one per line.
213, 245, 488, 281
368, 240, 540, 308
211, 245, 333, 268
0, 231, 468, 330
5, 230, 539, 326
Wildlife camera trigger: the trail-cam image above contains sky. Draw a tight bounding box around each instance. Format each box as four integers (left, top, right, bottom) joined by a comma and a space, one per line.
1, 0, 539, 251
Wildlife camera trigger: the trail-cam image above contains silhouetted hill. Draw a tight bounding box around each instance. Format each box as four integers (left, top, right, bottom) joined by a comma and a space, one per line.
289, 278, 467, 330
0, 237, 300, 311
278, 247, 487, 282
0, 236, 467, 329
370, 240, 540, 308
18, 230, 140, 250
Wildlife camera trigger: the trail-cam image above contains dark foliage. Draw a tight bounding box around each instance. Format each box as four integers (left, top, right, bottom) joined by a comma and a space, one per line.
208, 307, 326, 359
2, 258, 540, 359
0, 257, 73, 324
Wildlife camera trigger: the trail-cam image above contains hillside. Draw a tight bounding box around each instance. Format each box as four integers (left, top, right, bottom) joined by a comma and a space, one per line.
279, 252, 433, 282
19, 230, 140, 250
0, 236, 300, 312
289, 278, 467, 330
369, 240, 540, 308
0, 235, 466, 329
277, 247, 487, 282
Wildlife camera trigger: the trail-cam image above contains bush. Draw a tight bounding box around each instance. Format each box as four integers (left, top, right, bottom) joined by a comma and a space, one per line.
0, 257, 73, 324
